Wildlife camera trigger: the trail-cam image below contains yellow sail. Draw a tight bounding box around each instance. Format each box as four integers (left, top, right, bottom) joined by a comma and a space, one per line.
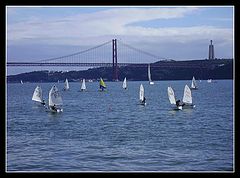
99, 78, 106, 90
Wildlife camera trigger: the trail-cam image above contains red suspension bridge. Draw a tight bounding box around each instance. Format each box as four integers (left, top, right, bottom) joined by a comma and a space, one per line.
7, 39, 227, 81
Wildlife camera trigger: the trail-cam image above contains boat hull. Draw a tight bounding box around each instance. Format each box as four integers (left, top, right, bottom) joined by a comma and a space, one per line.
47, 107, 63, 113
139, 102, 146, 106
99, 89, 107, 92
173, 106, 182, 110
190, 87, 198, 90
182, 104, 195, 109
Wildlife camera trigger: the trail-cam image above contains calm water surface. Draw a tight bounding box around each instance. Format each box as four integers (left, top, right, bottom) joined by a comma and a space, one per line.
6, 80, 234, 172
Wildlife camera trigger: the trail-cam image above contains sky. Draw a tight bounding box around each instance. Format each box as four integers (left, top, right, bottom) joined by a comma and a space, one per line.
6, 6, 234, 75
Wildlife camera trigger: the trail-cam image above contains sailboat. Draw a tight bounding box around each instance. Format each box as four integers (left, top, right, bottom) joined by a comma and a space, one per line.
122, 77, 127, 89
182, 85, 195, 108
167, 86, 182, 110
32, 86, 45, 105
48, 85, 63, 113
20, 80, 23, 84
139, 84, 146, 105
63, 78, 70, 91
190, 76, 198, 90
81, 79, 86, 91
207, 79, 212, 83
148, 64, 154, 85
99, 78, 106, 91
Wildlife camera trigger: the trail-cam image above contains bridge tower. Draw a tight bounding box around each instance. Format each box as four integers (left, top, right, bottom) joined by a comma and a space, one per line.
112, 39, 118, 81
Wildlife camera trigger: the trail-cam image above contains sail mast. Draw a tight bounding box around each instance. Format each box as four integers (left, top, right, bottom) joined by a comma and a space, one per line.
32, 86, 43, 103
148, 64, 154, 84
148, 64, 152, 82
183, 85, 192, 104
81, 79, 86, 90
139, 84, 144, 101
122, 77, 127, 89
168, 86, 176, 104
64, 78, 69, 90
49, 85, 63, 107
191, 76, 197, 89
99, 78, 106, 91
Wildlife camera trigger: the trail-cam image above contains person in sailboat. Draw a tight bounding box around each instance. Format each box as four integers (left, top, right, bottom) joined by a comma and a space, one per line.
100, 85, 105, 91
142, 97, 146, 104
50, 104, 57, 112
176, 99, 185, 107
41, 99, 46, 106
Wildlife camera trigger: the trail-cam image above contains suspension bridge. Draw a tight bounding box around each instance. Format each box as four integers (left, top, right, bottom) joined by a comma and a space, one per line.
7, 39, 227, 81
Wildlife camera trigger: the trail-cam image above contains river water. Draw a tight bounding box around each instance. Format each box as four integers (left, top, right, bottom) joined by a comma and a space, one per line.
6, 80, 234, 172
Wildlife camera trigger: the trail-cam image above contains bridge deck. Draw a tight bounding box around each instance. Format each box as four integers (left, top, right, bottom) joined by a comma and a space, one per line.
7, 59, 232, 69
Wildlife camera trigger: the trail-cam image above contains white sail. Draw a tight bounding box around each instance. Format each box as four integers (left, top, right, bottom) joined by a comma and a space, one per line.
122, 77, 127, 89
81, 79, 86, 90
148, 64, 154, 84
167, 86, 176, 104
20, 80, 23, 84
64, 78, 69, 90
191, 76, 197, 89
49, 85, 63, 107
32, 86, 43, 103
183, 85, 192, 104
139, 84, 144, 101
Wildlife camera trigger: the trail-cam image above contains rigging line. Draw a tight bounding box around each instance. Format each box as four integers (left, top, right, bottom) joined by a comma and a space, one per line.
118, 40, 168, 61
36, 40, 112, 63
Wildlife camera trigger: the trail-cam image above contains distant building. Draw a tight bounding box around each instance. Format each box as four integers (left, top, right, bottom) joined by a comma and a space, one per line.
208, 40, 215, 60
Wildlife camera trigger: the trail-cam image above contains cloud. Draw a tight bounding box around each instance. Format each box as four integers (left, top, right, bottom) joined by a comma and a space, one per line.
7, 7, 201, 44
7, 7, 233, 62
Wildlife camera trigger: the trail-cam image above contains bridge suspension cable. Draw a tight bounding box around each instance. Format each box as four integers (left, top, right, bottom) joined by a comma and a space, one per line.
36, 40, 112, 63
8, 39, 172, 68
118, 40, 169, 62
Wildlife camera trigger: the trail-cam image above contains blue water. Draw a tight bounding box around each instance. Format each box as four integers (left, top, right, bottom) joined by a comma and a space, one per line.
6, 80, 234, 172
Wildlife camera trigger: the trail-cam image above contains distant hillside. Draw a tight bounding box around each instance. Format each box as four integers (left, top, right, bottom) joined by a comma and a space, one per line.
7, 59, 233, 83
